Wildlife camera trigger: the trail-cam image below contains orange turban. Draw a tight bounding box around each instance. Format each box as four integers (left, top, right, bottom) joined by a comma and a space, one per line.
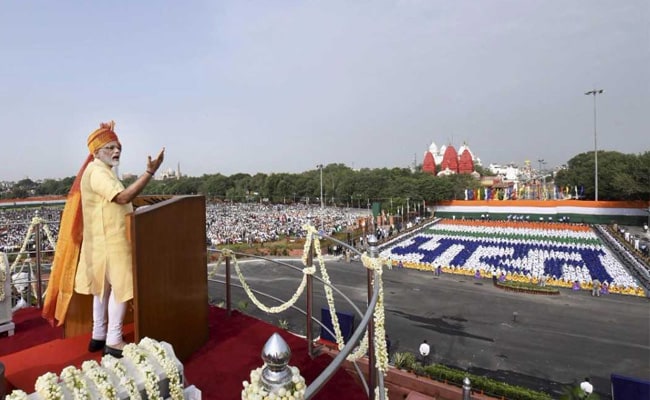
43, 120, 118, 326
87, 121, 120, 154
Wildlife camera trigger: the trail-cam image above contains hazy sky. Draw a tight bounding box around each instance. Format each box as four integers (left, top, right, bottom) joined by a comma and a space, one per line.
1, 1, 648, 182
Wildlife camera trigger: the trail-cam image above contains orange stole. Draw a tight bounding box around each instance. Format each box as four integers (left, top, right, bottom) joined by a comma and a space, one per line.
42, 155, 92, 326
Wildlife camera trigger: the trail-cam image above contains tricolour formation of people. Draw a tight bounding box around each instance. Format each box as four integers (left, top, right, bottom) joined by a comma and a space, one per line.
380, 218, 645, 296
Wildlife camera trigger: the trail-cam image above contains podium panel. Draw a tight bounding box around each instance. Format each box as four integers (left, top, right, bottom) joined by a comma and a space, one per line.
129, 195, 209, 361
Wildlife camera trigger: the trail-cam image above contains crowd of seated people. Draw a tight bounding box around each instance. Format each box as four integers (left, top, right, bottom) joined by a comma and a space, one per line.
0, 207, 61, 253
380, 218, 646, 296
1, 203, 369, 251
205, 203, 369, 245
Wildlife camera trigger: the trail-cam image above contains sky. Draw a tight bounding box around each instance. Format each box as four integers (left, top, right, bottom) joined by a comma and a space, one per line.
1, 1, 648, 182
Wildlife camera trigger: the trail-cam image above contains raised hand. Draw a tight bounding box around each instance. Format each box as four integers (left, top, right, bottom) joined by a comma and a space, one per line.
147, 147, 165, 174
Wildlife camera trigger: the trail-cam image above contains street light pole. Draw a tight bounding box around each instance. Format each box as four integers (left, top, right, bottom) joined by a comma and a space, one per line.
537, 159, 544, 200
316, 164, 324, 209
585, 89, 604, 201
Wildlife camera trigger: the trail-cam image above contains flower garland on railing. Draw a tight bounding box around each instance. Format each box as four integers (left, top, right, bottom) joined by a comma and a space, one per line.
207, 248, 233, 279
300, 225, 390, 374
139, 337, 184, 400
81, 360, 119, 400
2, 216, 58, 302
225, 248, 316, 314
60, 365, 91, 400
301, 225, 346, 352
35, 371, 64, 400
122, 343, 162, 400
242, 364, 306, 400
101, 355, 142, 400
0, 252, 7, 302
10, 216, 57, 272
362, 253, 389, 373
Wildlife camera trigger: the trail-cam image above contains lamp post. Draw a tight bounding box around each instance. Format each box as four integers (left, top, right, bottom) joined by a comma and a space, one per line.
316, 164, 324, 209
585, 89, 604, 201
537, 159, 546, 200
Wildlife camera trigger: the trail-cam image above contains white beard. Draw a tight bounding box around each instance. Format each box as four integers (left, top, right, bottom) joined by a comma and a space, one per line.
97, 153, 120, 168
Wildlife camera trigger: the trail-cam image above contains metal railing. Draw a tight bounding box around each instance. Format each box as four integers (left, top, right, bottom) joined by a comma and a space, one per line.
1, 218, 57, 310
208, 231, 386, 399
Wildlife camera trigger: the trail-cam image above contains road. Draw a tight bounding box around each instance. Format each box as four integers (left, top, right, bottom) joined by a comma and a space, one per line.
207, 257, 650, 399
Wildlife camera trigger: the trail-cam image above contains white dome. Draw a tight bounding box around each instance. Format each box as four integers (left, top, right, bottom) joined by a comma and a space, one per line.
428, 141, 439, 154
458, 143, 475, 160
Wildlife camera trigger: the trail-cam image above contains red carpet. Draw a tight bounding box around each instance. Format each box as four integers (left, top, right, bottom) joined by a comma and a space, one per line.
0, 307, 366, 400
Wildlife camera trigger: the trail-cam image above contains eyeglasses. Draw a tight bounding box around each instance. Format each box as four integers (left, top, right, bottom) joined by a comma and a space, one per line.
101, 145, 122, 152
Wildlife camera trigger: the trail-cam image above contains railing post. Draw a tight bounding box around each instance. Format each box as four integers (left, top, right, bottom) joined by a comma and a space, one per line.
225, 254, 232, 316
367, 234, 378, 399
306, 237, 315, 357
462, 376, 472, 400
34, 220, 43, 309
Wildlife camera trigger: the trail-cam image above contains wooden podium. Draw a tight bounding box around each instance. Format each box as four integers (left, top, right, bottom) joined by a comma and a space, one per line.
64, 195, 209, 361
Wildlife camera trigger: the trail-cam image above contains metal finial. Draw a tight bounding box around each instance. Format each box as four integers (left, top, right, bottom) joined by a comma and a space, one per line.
368, 234, 378, 258
261, 333, 293, 392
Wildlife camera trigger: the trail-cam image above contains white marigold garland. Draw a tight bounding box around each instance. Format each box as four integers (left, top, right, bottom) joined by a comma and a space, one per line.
242, 364, 306, 400
139, 337, 184, 400
301, 224, 389, 374
234, 249, 316, 314
122, 343, 162, 400
35, 371, 64, 400
3, 216, 57, 302
207, 248, 233, 279
7, 338, 184, 400
362, 254, 389, 374
10, 216, 57, 272
81, 360, 119, 400
0, 252, 7, 302
29, 216, 58, 251
60, 366, 91, 400
101, 355, 142, 400
302, 225, 346, 354
5, 390, 28, 400
10, 223, 34, 271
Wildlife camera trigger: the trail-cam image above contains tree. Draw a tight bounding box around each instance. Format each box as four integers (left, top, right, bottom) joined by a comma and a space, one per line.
12, 149, 650, 203
556, 151, 649, 200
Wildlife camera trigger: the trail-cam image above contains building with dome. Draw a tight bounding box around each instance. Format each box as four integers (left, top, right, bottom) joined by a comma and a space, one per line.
422, 141, 481, 176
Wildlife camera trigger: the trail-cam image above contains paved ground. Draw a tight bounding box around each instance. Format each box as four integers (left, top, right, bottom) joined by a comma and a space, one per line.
207, 256, 650, 399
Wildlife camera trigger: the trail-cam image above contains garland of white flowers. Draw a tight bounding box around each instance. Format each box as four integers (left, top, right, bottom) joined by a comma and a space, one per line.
242, 364, 306, 400
122, 343, 162, 400
35, 371, 64, 400
5, 390, 28, 400
139, 337, 184, 400
224, 248, 316, 314
0, 252, 7, 302
10, 216, 57, 272
207, 248, 233, 279
101, 355, 142, 400
301, 225, 390, 373
301, 225, 345, 352
6, 338, 185, 400
60, 365, 91, 400
81, 360, 119, 400
362, 253, 390, 374
2, 216, 58, 302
